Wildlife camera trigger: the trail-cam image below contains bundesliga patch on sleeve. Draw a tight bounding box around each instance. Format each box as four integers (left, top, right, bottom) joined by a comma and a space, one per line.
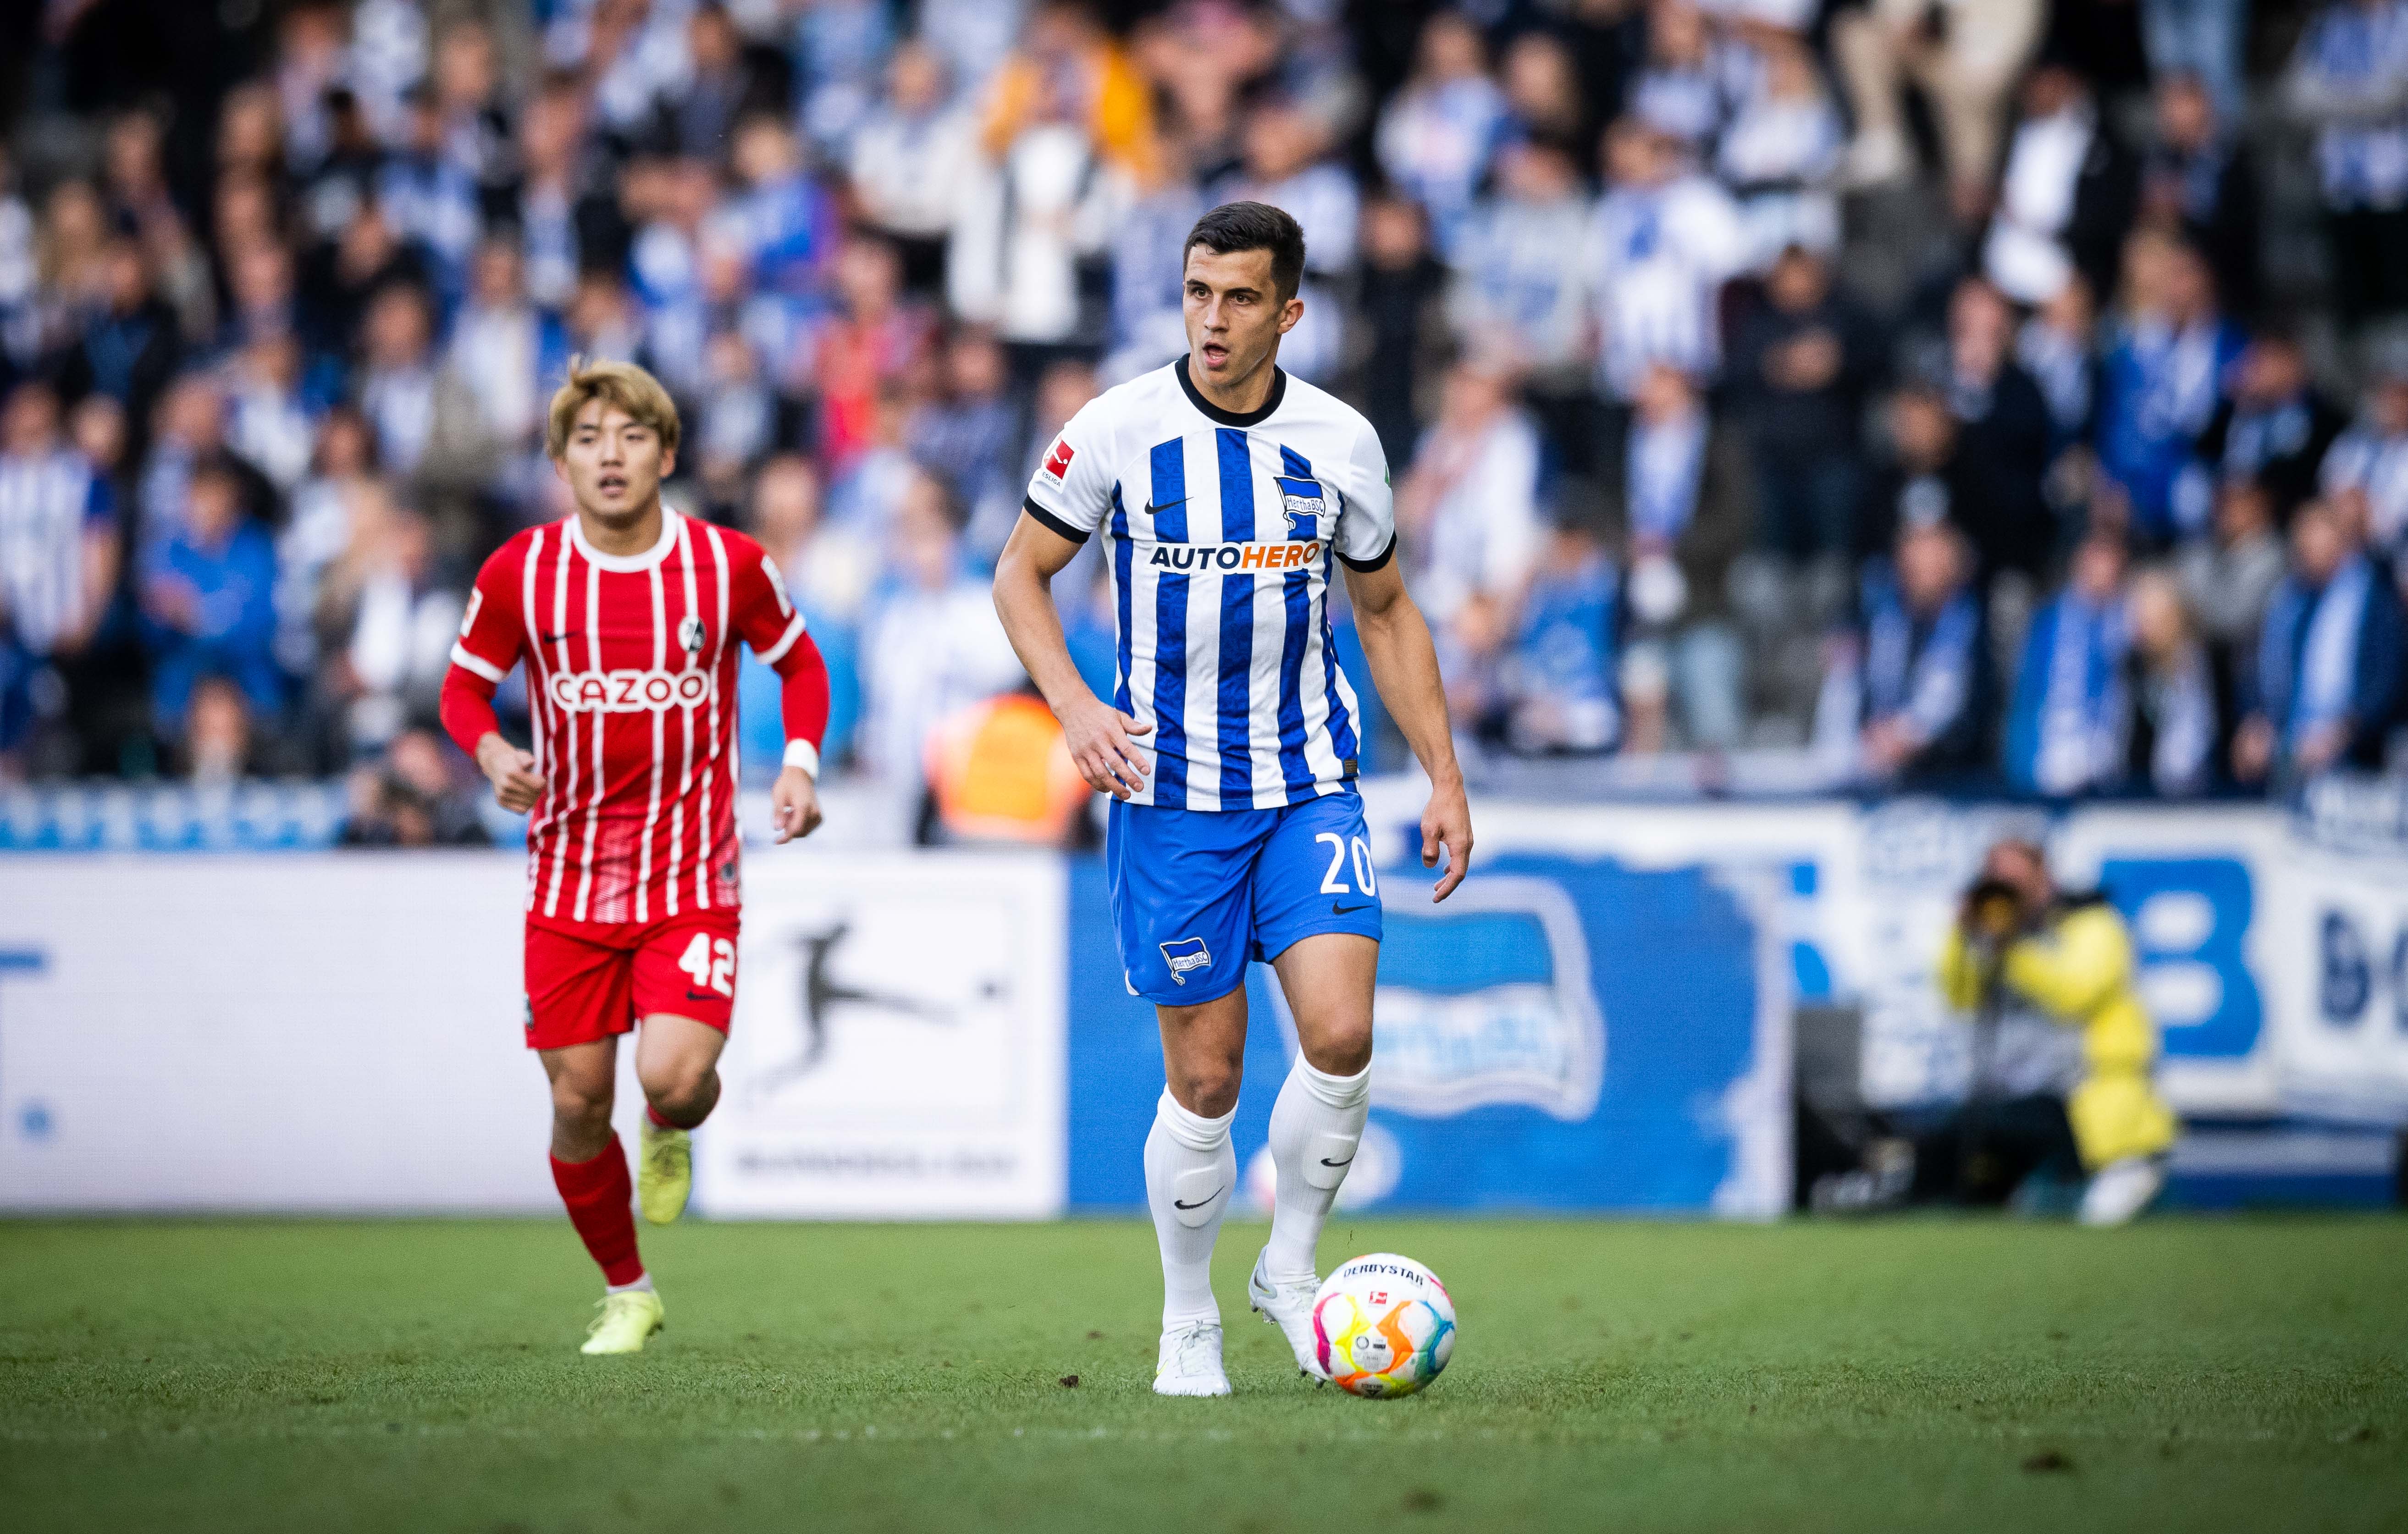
1043, 438, 1075, 479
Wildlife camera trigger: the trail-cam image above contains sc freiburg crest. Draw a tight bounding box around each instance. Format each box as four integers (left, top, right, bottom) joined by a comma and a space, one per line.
678, 614, 706, 655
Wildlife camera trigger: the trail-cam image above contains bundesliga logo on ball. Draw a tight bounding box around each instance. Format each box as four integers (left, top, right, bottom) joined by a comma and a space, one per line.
1312, 1253, 1456, 1397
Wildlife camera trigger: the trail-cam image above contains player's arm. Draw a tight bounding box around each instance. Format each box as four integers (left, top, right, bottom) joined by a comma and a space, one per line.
1343, 553, 1472, 901
441, 550, 543, 814
992, 406, 1150, 799
993, 513, 1152, 798
1333, 418, 1471, 901
729, 546, 832, 843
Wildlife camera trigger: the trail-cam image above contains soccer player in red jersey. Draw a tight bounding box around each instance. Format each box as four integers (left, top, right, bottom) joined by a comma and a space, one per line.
438, 360, 830, 1354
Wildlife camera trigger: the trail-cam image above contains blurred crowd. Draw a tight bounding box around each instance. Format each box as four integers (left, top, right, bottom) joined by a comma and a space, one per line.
1, 0, 2406, 835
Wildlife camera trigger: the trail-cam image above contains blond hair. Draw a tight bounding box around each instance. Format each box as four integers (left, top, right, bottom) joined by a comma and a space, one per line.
545, 357, 681, 460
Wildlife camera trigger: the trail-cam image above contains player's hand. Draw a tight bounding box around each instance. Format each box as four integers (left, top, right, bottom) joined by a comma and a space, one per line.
1060, 694, 1152, 800
475, 733, 544, 814
770, 765, 822, 843
1421, 772, 1473, 903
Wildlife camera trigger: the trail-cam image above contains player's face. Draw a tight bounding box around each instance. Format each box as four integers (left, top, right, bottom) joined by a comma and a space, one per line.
1182, 245, 1302, 393
554, 397, 674, 524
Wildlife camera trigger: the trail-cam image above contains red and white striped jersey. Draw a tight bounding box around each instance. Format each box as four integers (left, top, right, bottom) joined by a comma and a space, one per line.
448, 509, 808, 924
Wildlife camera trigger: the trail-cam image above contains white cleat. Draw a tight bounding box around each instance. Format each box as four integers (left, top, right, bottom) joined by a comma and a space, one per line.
1153, 1321, 1232, 1397
1248, 1252, 1327, 1382
2078, 1155, 2167, 1227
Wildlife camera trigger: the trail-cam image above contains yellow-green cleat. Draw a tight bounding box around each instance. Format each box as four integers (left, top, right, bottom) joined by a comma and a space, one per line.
580, 1288, 664, 1355
637, 1119, 691, 1224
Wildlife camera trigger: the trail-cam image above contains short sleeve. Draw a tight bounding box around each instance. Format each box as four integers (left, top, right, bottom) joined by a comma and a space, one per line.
1021, 397, 1116, 545
449, 542, 525, 683
730, 538, 810, 665
1333, 417, 1397, 571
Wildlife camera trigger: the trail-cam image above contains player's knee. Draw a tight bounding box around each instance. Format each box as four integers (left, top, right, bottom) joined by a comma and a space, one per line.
1298, 1017, 1373, 1077
639, 1058, 713, 1117
1167, 1060, 1243, 1119
550, 1074, 613, 1132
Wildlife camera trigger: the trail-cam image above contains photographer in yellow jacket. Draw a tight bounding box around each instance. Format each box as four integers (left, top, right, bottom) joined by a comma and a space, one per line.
1937, 838, 2179, 1226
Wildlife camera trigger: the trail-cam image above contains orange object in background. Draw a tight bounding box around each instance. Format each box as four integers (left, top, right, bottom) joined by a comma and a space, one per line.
925, 692, 1093, 846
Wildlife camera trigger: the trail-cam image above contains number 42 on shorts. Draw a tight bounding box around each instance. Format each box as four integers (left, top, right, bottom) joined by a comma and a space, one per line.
676, 933, 736, 997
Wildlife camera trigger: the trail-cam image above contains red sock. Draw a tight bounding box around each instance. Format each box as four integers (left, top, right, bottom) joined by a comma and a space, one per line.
550, 1135, 644, 1287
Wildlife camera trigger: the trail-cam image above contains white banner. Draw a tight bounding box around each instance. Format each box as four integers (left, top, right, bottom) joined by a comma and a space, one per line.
2260, 842, 2408, 1123
697, 853, 1066, 1218
0, 850, 1066, 1214
0, 854, 550, 1210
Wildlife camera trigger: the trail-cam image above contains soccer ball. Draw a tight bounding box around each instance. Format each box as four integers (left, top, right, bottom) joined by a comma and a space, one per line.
1312, 1253, 1456, 1397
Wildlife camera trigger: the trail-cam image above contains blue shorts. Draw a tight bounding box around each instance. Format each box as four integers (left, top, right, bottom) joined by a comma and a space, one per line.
1106, 789, 1384, 1005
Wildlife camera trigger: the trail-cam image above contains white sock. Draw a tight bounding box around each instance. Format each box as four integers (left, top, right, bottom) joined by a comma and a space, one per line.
605, 1273, 655, 1296
1144, 1087, 1236, 1330
1262, 1055, 1370, 1284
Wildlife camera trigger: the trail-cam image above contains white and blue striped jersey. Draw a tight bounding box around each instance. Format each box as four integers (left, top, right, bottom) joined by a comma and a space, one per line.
1023, 357, 1396, 811
0, 449, 114, 656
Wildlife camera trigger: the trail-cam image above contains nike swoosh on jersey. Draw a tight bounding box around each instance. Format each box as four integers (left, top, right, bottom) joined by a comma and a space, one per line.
1331, 901, 1373, 915
1143, 498, 1188, 517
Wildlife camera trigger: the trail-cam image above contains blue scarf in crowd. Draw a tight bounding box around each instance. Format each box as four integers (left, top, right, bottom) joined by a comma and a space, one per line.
2289, 553, 2373, 747
2005, 594, 2130, 796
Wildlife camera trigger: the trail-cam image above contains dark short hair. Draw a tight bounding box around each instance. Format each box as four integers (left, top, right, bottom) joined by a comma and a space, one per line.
1182, 201, 1306, 303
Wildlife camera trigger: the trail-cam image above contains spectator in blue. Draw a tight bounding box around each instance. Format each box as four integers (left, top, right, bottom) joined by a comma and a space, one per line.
910, 329, 1021, 565
1501, 517, 1621, 755
1374, 10, 1507, 261
1449, 137, 1598, 474
731, 116, 838, 299
1607, 362, 1754, 752
2143, 0, 2250, 133
1819, 516, 1991, 783
2094, 235, 2244, 548
53, 232, 181, 439
2123, 566, 2223, 797
377, 86, 481, 310
1729, 244, 1884, 564
2194, 328, 2347, 526
141, 455, 282, 747
2283, 0, 2408, 329
2233, 495, 2408, 784
2140, 72, 2262, 321
2005, 532, 2132, 797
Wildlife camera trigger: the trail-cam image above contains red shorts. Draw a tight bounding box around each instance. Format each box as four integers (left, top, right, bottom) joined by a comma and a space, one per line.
522, 909, 741, 1051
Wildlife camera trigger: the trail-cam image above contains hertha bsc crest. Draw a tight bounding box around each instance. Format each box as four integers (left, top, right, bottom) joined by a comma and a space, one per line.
1159, 936, 1212, 985
678, 615, 706, 654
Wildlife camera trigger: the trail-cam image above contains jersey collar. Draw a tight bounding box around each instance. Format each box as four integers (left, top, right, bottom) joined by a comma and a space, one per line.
566, 505, 682, 572
1176, 354, 1287, 428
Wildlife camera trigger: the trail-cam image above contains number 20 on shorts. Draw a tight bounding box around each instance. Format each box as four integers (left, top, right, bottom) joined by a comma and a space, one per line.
1315, 832, 1379, 898
677, 934, 736, 996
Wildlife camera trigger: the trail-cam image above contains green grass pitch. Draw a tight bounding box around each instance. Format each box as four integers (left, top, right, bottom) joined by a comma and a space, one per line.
4, 1215, 2403, 1532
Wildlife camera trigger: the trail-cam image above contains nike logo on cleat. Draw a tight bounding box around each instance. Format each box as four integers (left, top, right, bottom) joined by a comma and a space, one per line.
1172, 1186, 1225, 1210
1331, 901, 1372, 914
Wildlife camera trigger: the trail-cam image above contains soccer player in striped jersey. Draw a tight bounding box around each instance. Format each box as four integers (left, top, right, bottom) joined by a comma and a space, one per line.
438, 360, 831, 1355
994, 202, 1473, 1396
